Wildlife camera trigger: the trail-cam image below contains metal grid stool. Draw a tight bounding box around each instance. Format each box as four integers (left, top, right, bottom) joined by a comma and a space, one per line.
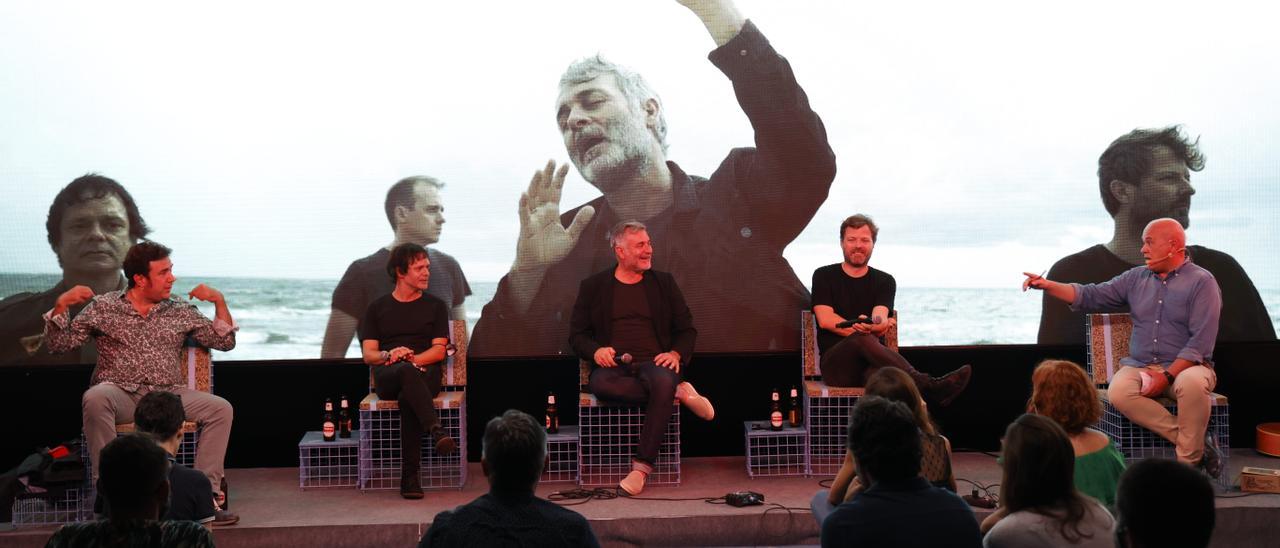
542, 426, 579, 483
1100, 395, 1232, 489
577, 393, 680, 487
802, 383, 861, 476
744, 421, 808, 477
298, 430, 360, 489
358, 391, 466, 491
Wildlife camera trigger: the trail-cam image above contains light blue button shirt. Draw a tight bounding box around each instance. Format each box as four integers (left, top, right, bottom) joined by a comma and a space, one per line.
1070, 259, 1221, 368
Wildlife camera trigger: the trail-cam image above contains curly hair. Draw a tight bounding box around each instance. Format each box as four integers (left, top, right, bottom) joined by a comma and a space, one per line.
1097, 126, 1205, 217
1029, 360, 1102, 435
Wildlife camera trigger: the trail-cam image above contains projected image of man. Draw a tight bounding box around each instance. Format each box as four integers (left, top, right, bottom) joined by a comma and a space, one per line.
1037, 126, 1273, 345
470, 0, 836, 357
0, 174, 150, 366
322, 176, 471, 359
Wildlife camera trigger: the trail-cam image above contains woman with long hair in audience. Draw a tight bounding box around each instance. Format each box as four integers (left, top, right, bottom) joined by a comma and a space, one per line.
981, 414, 1115, 547
1029, 359, 1126, 507
810, 367, 957, 524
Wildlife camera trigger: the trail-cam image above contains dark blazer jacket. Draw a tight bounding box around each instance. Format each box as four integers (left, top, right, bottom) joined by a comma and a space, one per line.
569, 267, 696, 366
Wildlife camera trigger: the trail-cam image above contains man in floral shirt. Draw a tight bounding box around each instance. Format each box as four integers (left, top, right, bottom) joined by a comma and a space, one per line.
43, 241, 238, 521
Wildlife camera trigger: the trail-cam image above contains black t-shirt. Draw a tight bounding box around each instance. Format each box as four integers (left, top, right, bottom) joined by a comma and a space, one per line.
811, 264, 896, 354
359, 293, 450, 353
166, 458, 216, 523
610, 279, 662, 362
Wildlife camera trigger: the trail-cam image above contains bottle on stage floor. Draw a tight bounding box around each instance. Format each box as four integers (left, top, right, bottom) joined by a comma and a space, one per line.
770, 388, 784, 431
322, 398, 337, 442
546, 392, 559, 434
788, 385, 801, 427
338, 395, 352, 438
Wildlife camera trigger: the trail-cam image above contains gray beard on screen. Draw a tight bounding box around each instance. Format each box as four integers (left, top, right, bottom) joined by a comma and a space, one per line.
573, 114, 655, 191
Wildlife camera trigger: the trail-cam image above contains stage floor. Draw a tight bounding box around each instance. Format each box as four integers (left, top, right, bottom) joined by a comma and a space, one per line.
4, 451, 1279, 547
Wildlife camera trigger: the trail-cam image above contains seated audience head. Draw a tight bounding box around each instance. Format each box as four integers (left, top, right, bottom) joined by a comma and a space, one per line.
864, 367, 936, 435
98, 434, 170, 519
385, 242, 428, 283
1000, 413, 1094, 542
1114, 458, 1215, 548
481, 410, 547, 492
1029, 359, 1102, 435
847, 395, 921, 485
133, 391, 186, 443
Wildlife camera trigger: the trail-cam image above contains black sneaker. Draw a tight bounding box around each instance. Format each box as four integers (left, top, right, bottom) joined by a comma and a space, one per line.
1199, 432, 1223, 480
400, 474, 424, 500
929, 365, 973, 407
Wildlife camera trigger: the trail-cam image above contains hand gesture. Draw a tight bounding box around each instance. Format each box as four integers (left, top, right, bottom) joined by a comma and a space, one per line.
655, 351, 681, 372
54, 285, 95, 314
1021, 272, 1048, 292
187, 284, 223, 303
514, 160, 595, 273
594, 346, 618, 367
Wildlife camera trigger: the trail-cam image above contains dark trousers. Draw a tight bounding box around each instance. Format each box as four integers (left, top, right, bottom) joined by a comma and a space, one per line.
819, 333, 930, 388
374, 363, 443, 479
588, 361, 680, 466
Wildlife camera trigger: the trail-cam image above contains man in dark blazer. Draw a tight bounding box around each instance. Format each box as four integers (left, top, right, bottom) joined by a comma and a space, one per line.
569, 220, 715, 495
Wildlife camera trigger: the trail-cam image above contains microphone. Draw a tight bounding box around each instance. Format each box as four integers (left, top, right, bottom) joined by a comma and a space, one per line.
836, 316, 881, 329
1145, 248, 1185, 267
618, 353, 633, 365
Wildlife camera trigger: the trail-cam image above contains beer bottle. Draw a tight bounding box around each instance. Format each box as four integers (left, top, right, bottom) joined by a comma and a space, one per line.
322, 398, 337, 442
770, 388, 783, 431
788, 385, 801, 427
338, 395, 352, 438
545, 392, 559, 434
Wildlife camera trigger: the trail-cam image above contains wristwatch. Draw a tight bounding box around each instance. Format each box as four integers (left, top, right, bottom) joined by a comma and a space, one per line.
1162, 370, 1175, 385
380, 350, 390, 364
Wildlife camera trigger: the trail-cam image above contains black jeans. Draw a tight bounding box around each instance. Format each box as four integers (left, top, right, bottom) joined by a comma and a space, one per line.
819, 333, 929, 388
374, 362, 443, 478
588, 360, 680, 466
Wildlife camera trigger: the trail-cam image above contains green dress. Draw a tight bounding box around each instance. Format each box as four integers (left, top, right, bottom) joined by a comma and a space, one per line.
1075, 438, 1127, 507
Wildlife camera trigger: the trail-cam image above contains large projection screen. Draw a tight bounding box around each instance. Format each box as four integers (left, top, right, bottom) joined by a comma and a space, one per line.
2, 1, 1276, 364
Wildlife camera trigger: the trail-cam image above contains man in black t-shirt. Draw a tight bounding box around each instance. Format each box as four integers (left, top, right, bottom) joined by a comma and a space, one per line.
133, 391, 229, 527
812, 215, 971, 406
359, 243, 457, 499
420, 410, 600, 547
569, 221, 714, 496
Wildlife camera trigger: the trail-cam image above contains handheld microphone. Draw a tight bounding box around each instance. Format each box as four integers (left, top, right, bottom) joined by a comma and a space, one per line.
836, 316, 881, 329
619, 353, 633, 365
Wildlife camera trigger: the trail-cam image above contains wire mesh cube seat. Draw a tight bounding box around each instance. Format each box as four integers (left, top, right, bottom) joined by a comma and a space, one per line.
744, 421, 808, 477
298, 430, 360, 489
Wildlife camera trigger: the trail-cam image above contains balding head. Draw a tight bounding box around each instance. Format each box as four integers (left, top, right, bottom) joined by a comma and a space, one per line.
1141, 217, 1187, 273
1144, 218, 1186, 248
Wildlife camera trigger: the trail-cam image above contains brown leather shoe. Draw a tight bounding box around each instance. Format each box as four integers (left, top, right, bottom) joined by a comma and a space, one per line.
431, 427, 457, 456
928, 365, 972, 407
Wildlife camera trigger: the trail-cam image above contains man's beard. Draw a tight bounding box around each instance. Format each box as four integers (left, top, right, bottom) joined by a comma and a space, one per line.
571, 114, 654, 189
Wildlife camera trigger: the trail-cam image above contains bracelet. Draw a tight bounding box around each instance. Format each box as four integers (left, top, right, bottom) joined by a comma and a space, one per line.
380, 350, 390, 363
